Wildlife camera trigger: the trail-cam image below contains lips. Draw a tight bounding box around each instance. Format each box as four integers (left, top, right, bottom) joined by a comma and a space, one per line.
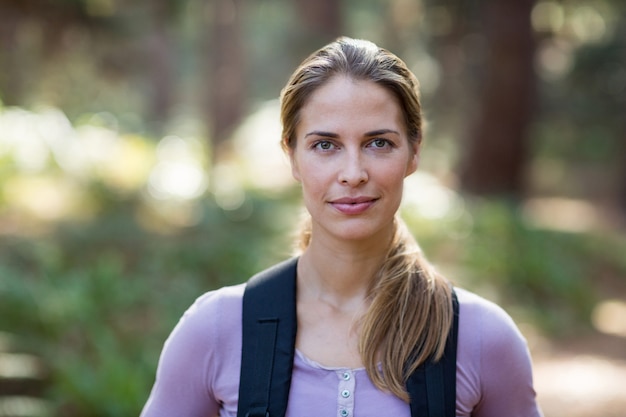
329, 196, 378, 215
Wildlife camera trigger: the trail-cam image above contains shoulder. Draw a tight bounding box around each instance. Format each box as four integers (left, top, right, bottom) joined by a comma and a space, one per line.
140, 284, 246, 416
187, 283, 246, 320
181, 256, 298, 334
455, 287, 512, 319
455, 286, 524, 346
161, 283, 246, 359
454, 287, 541, 417
455, 286, 530, 366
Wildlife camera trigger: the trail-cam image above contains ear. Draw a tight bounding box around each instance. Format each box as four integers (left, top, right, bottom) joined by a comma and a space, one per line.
288, 145, 302, 182
405, 140, 420, 176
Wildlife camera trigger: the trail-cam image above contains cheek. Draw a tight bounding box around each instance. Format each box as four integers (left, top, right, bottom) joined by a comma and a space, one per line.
293, 158, 326, 193
288, 149, 301, 181
406, 141, 420, 175
300, 170, 326, 194
408, 153, 419, 175
291, 163, 301, 182
383, 164, 411, 186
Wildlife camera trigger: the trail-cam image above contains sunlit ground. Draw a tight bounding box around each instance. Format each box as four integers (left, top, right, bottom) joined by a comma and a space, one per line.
533, 345, 626, 417
522, 197, 626, 417
524, 297, 626, 417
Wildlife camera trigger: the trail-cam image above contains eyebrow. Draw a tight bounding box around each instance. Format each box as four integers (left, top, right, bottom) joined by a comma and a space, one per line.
304, 130, 338, 138
364, 129, 400, 137
304, 129, 400, 138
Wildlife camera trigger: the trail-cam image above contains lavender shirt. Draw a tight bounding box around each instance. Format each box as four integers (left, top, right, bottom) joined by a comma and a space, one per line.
140, 284, 542, 417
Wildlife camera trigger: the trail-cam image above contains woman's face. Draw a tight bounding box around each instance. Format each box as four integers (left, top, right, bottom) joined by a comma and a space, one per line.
289, 76, 418, 244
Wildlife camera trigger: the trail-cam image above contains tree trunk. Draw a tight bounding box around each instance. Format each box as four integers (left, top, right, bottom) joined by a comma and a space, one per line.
145, 1, 177, 134
619, 119, 626, 216
208, 0, 246, 160
294, 0, 342, 38
619, 38, 626, 217
292, 0, 342, 55
0, 3, 22, 105
459, 0, 537, 199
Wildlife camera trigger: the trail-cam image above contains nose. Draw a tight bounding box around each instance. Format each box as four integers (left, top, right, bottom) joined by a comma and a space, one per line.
338, 150, 368, 186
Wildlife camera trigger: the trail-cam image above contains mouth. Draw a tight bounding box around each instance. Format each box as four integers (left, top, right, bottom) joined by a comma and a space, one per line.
329, 196, 378, 215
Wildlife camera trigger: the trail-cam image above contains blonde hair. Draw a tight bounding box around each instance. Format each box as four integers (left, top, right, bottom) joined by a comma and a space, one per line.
280, 37, 422, 151
359, 218, 452, 401
280, 37, 452, 401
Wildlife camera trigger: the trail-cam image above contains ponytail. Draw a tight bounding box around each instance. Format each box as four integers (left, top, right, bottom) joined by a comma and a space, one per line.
296, 216, 453, 402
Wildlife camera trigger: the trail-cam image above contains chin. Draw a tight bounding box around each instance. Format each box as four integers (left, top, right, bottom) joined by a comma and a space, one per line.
322, 220, 392, 243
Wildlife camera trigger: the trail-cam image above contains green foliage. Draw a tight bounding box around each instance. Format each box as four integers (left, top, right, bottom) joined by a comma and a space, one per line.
407, 198, 626, 336
460, 200, 597, 333
0, 188, 298, 416
1, 245, 156, 416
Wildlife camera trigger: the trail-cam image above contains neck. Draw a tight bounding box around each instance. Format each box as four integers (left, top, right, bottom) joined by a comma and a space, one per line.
297, 226, 393, 310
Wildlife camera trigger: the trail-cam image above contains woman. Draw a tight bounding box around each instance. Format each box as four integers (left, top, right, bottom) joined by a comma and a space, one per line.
141, 37, 543, 417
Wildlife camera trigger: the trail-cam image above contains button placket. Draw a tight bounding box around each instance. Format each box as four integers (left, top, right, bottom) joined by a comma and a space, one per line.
337, 370, 355, 417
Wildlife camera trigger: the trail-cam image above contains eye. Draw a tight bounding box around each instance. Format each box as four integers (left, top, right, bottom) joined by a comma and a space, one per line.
369, 138, 392, 149
313, 140, 336, 151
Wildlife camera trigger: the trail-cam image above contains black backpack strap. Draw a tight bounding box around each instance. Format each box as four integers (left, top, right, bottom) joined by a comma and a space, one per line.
238, 258, 459, 417
407, 288, 459, 417
237, 257, 298, 417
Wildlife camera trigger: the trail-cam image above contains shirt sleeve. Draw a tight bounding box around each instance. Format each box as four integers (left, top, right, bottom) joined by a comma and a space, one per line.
470, 296, 543, 417
140, 291, 227, 417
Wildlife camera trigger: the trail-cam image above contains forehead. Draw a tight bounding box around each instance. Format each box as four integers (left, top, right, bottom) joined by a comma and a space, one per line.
297, 76, 405, 134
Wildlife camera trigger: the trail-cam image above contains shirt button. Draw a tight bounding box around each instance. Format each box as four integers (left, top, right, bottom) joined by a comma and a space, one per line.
341, 389, 351, 398
341, 410, 349, 417
342, 372, 351, 381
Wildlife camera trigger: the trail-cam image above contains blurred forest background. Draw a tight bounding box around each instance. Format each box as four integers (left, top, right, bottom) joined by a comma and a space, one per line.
1, 0, 626, 416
